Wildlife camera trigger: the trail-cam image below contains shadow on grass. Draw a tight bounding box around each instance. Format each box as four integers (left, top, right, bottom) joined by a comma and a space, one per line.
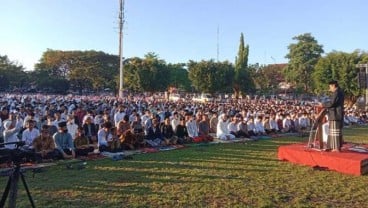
7, 128, 368, 207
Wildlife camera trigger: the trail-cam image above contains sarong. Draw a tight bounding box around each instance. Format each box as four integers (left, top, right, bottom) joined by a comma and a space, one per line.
327, 120, 342, 150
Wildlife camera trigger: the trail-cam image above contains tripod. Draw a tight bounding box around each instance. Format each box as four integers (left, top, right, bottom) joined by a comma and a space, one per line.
0, 162, 35, 208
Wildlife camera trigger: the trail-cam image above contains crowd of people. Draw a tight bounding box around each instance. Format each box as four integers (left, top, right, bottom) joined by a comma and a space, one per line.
0, 92, 367, 163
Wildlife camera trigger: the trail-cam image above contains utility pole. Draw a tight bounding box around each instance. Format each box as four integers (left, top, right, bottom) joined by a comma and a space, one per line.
356, 63, 368, 110
118, 0, 125, 98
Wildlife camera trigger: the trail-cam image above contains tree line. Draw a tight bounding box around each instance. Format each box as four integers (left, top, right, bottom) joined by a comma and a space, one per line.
1, 33, 367, 105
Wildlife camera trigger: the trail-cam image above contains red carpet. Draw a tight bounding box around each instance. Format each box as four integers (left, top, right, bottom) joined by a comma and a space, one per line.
278, 143, 368, 176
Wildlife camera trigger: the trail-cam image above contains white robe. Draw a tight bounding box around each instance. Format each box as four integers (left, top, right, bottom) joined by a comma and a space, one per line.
186, 120, 198, 138
322, 122, 329, 143
254, 119, 265, 134
217, 119, 235, 140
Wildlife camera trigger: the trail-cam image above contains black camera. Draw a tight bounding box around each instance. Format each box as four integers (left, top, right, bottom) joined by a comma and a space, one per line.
0, 141, 37, 208
0, 141, 29, 165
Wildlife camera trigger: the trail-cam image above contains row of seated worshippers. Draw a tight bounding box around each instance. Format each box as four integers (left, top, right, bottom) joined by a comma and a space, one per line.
214, 112, 313, 140
99, 109, 313, 151
1, 112, 216, 163
1, 120, 95, 164
343, 110, 368, 126
97, 112, 215, 152
1, 107, 317, 164
96, 109, 315, 153
1, 100, 318, 163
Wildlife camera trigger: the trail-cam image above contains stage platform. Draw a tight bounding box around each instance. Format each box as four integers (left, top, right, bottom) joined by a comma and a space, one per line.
278, 143, 368, 176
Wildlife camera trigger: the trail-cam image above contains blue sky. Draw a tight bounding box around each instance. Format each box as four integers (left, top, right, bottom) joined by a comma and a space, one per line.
0, 0, 366, 71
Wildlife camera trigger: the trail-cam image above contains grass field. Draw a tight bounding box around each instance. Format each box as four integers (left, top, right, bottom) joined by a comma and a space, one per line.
2, 126, 368, 208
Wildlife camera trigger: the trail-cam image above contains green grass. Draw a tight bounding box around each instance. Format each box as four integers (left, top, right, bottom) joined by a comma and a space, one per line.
2, 126, 368, 207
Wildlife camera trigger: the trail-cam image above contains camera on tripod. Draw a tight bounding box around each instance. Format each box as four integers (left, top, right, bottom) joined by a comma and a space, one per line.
0, 141, 36, 208
0, 141, 30, 165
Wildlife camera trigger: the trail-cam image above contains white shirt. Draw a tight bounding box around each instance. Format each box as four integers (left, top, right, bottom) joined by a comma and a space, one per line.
3, 126, 21, 149
15, 118, 23, 130
114, 111, 126, 126
247, 121, 256, 132
21, 128, 40, 146
227, 122, 238, 133
94, 115, 104, 128
143, 118, 152, 133
347, 114, 358, 123
97, 129, 113, 147
67, 122, 79, 139
254, 119, 265, 133
171, 117, 180, 132
141, 114, 150, 127
283, 118, 292, 129
298, 116, 310, 128
129, 114, 137, 124
186, 120, 198, 138
269, 119, 279, 131
217, 119, 230, 137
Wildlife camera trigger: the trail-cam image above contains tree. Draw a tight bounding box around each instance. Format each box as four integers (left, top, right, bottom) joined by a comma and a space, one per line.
167, 63, 191, 91
253, 64, 286, 94
216, 61, 235, 93
234, 33, 254, 98
72, 51, 118, 91
121, 57, 143, 92
123, 53, 170, 92
284, 33, 324, 93
188, 60, 234, 94
0, 73, 10, 91
144, 53, 170, 92
35, 49, 74, 78
28, 69, 51, 90
35, 49, 119, 93
0, 54, 27, 90
313, 50, 368, 107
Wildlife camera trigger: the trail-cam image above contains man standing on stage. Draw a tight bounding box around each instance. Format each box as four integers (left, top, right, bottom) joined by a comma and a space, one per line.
322, 80, 345, 152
